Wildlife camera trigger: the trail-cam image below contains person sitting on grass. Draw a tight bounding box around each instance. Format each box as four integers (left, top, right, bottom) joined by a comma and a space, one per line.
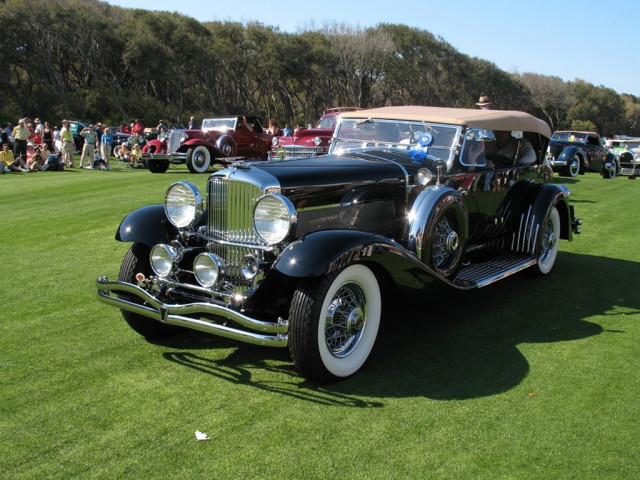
128, 143, 142, 168
40, 151, 65, 171
26, 151, 44, 171
1, 143, 28, 172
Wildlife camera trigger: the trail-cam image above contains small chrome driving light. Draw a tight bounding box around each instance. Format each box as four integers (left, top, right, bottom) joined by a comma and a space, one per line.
313, 136, 322, 146
150, 244, 180, 277
272, 137, 279, 146
194, 253, 223, 288
165, 181, 203, 228
242, 255, 260, 280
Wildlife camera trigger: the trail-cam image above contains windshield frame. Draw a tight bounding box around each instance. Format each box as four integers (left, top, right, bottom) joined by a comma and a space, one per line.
201, 117, 237, 132
330, 118, 462, 170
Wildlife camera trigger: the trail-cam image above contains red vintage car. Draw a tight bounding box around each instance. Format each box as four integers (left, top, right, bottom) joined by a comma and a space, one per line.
270, 107, 360, 160
142, 116, 272, 173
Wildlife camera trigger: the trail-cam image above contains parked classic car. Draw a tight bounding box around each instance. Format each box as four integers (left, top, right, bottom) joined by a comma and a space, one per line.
547, 130, 618, 178
96, 106, 581, 383
141, 116, 272, 173
270, 107, 360, 159
611, 138, 640, 179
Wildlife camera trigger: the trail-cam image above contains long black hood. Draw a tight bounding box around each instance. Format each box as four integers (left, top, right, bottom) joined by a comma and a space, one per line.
250, 151, 412, 208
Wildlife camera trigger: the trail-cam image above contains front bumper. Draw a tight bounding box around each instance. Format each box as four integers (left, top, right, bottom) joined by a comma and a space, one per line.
96, 276, 288, 347
619, 165, 640, 176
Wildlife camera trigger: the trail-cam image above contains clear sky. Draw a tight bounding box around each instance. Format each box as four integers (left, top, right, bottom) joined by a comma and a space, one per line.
105, 0, 640, 97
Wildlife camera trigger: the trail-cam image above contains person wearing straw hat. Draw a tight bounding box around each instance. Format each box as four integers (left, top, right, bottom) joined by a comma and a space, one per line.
476, 95, 492, 110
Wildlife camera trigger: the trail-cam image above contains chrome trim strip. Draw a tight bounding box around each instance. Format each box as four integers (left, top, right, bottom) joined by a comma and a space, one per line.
96, 276, 288, 347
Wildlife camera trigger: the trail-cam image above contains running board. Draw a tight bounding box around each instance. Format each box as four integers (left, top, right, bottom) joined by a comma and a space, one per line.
453, 252, 537, 289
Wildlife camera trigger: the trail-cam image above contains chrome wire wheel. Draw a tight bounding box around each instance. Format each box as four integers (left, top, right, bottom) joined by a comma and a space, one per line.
324, 282, 367, 358
432, 216, 460, 271
289, 264, 381, 382
536, 207, 560, 275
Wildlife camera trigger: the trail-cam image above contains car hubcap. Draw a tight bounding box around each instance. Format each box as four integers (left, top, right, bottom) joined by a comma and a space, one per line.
325, 283, 366, 358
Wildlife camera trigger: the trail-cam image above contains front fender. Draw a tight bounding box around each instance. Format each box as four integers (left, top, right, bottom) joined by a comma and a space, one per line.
273, 230, 414, 278
557, 146, 583, 165
178, 139, 225, 158
116, 204, 179, 246
143, 139, 166, 154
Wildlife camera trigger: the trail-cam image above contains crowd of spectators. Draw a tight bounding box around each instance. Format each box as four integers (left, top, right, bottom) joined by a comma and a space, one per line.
0, 117, 147, 173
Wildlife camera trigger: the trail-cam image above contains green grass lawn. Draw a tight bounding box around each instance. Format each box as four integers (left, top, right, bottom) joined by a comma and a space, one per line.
1, 164, 639, 479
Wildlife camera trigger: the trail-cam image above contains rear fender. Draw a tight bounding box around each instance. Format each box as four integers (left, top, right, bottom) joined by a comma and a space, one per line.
508, 183, 572, 255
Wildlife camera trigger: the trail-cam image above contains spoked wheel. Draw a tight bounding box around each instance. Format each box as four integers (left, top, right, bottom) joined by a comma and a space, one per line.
186, 146, 211, 173
289, 264, 381, 383
531, 207, 560, 276
423, 200, 465, 280
118, 243, 182, 339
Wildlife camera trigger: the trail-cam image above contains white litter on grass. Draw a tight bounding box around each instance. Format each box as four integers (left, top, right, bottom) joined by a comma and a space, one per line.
195, 430, 210, 441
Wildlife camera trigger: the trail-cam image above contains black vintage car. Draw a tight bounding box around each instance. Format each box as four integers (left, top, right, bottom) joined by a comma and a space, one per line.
547, 130, 618, 178
96, 106, 581, 383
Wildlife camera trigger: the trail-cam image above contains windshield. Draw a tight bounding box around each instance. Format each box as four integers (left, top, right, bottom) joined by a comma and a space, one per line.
317, 115, 338, 129
331, 118, 461, 166
552, 131, 588, 143
201, 118, 236, 131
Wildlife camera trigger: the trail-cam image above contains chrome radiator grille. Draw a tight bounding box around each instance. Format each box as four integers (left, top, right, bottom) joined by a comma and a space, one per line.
282, 146, 324, 158
207, 177, 263, 244
167, 131, 183, 153
207, 177, 264, 285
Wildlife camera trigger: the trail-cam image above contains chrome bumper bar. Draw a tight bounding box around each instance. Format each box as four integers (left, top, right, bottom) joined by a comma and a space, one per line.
141, 152, 188, 162
96, 276, 288, 347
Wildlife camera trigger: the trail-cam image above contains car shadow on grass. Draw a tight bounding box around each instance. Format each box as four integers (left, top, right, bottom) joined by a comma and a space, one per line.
158, 252, 638, 404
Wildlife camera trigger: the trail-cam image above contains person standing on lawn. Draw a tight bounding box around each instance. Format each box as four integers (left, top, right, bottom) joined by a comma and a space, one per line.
100, 127, 113, 168
11, 119, 30, 161
60, 120, 74, 167
78, 125, 97, 169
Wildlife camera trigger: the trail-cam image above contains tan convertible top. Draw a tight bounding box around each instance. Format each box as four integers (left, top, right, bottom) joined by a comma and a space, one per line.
340, 106, 551, 138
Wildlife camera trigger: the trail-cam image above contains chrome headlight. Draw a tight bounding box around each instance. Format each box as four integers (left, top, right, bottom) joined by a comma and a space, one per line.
272, 137, 279, 146
179, 132, 188, 143
193, 253, 223, 288
164, 181, 203, 228
150, 244, 180, 277
253, 193, 296, 245
313, 136, 322, 146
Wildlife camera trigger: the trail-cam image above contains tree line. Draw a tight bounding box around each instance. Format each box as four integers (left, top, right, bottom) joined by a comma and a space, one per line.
2, 0, 639, 136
